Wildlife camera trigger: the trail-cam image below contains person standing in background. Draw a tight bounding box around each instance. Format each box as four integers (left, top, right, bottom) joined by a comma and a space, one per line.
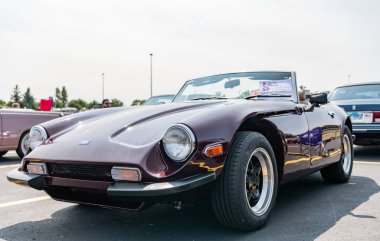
102, 99, 111, 108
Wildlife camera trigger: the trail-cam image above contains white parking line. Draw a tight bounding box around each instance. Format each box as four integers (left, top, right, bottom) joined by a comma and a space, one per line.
354, 161, 380, 165
0, 196, 51, 208
0, 164, 20, 169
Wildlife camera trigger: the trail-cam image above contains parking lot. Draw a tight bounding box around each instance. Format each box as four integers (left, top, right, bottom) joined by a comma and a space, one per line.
0, 147, 379, 241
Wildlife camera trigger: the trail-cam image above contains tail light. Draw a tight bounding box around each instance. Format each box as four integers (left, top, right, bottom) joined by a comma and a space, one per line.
373, 112, 380, 123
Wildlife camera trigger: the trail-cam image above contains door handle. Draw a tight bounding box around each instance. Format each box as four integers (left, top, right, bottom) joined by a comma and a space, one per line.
328, 111, 335, 118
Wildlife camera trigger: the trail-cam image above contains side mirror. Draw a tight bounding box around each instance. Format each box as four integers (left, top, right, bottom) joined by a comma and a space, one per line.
224, 79, 240, 89
309, 93, 328, 106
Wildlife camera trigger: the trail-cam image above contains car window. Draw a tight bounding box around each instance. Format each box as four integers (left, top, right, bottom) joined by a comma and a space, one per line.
330, 85, 380, 101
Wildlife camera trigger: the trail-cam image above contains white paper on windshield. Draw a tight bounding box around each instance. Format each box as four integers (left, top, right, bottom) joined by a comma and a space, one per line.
259, 80, 293, 95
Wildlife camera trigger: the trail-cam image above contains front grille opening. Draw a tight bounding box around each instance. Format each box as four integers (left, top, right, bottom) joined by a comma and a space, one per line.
46, 163, 113, 182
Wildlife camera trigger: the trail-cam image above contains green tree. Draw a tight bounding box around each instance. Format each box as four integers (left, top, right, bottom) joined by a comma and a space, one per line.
10, 85, 22, 105
111, 98, 123, 107
131, 99, 145, 106
55, 87, 62, 108
61, 86, 68, 107
54, 86, 69, 107
0, 99, 7, 107
34, 100, 40, 110
22, 87, 36, 109
87, 100, 99, 109
68, 99, 88, 110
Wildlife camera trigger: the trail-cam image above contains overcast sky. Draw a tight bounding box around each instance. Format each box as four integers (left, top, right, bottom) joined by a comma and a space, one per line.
1, 0, 379, 105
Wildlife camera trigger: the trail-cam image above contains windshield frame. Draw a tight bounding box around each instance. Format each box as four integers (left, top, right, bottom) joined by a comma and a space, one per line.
172, 71, 298, 103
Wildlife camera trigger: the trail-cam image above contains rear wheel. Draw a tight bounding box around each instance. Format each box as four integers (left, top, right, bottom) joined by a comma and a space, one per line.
0, 151, 8, 157
16, 132, 30, 159
320, 126, 353, 183
211, 131, 278, 231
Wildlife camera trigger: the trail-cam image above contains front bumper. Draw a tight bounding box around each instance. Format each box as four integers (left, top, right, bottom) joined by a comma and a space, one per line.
7, 168, 216, 198
352, 124, 380, 134
107, 172, 215, 197
6, 168, 44, 190
352, 124, 380, 144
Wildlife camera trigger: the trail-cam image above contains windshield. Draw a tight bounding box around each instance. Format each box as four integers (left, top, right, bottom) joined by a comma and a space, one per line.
173, 72, 296, 102
144, 95, 175, 105
329, 84, 380, 101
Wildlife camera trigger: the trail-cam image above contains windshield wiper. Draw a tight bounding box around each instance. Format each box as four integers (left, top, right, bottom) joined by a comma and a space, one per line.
191, 96, 228, 101
245, 94, 291, 100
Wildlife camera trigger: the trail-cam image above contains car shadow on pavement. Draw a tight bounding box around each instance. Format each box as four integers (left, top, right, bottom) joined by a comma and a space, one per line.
1, 173, 379, 241
354, 145, 380, 162
0, 154, 20, 166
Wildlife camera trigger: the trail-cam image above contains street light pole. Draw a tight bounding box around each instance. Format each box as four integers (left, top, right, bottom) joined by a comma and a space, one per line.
347, 74, 351, 84
102, 73, 105, 101
150, 53, 153, 97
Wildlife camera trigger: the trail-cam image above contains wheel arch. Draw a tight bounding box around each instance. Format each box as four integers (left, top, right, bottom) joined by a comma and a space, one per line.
345, 117, 352, 132
237, 116, 285, 182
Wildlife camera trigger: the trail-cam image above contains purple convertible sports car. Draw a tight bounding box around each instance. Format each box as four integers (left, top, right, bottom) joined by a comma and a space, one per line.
7, 71, 353, 231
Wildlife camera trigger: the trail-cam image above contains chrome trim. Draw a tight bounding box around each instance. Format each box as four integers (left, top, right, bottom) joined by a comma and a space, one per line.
108, 172, 216, 197
342, 134, 352, 174
353, 129, 380, 132
245, 147, 275, 216
20, 133, 30, 156
29, 125, 48, 150
6, 168, 44, 190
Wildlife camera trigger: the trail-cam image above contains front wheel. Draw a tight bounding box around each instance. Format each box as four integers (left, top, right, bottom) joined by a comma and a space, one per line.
16, 132, 30, 159
211, 131, 278, 231
320, 126, 353, 183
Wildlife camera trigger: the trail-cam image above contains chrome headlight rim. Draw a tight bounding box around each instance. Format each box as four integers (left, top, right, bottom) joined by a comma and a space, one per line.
162, 124, 196, 162
29, 125, 48, 150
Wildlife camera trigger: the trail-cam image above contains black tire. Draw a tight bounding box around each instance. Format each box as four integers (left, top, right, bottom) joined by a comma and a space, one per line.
0, 151, 8, 157
211, 131, 278, 231
16, 131, 30, 159
320, 126, 353, 183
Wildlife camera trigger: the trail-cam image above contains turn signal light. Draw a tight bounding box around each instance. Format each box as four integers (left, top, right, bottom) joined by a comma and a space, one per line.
204, 144, 224, 158
111, 167, 141, 182
373, 112, 380, 123
27, 163, 47, 175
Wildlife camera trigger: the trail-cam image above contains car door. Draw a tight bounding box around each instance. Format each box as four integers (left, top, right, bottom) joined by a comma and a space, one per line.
265, 107, 311, 182
304, 104, 342, 167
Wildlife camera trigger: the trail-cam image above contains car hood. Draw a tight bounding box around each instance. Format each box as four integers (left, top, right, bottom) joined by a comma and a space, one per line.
27, 101, 227, 162
26, 100, 296, 176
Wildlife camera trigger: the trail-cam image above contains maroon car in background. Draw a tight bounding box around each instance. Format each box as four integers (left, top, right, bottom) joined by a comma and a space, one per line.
0, 108, 65, 158
7, 71, 353, 231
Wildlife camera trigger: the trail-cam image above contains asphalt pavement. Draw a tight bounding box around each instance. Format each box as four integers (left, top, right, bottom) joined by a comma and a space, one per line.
0, 147, 380, 241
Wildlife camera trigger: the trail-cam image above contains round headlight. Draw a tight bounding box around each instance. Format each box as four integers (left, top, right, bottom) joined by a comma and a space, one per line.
162, 124, 196, 162
29, 126, 48, 150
